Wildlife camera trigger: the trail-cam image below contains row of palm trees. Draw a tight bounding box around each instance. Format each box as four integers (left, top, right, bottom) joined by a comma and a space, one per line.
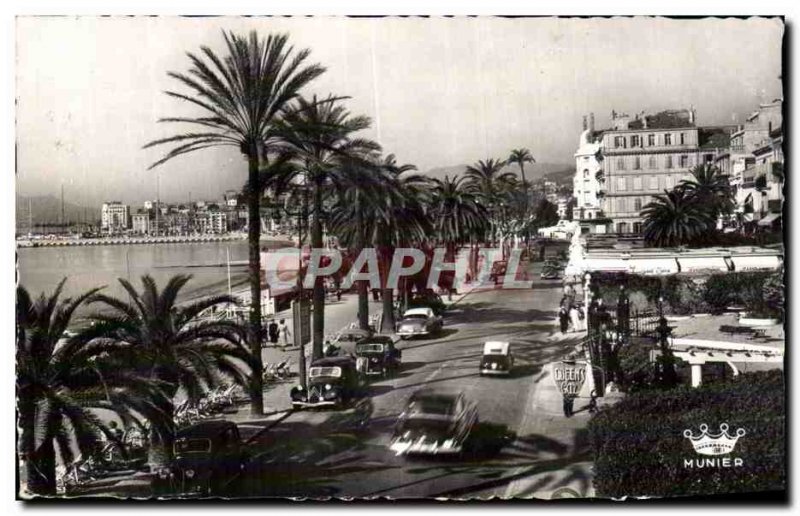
17, 275, 249, 495
641, 163, 736, 247
17, 31, 555, 495
143, 31, 555, 414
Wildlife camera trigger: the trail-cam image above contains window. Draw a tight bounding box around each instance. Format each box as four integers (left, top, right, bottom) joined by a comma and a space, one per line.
633, 222, 642, 234
631, 135, 641, 147
633, 177, 643, 190
634, 198, 643, 211
633, 156, 641, 169
648, 134, 655, 146
583, 169, 589, 178
617, 222, 628, 233
665, 175, 674, 189
666, 155, 673, 168
617, 177, 627, 191
649, 156, 657, 169
614, 136, 623, 148
680, 133, 685, 145
704, 154, 714, 163
680, 155, 689, 168
617, 198, 626, 212
617, 158, 625, 170
649, 176, 659, 190
665, 133, 672, 145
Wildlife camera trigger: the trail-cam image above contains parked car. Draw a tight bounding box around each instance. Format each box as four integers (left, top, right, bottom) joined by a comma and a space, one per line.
396, 307, 443, 339
355, 335, 402, 378
152, 421, 246, 498
406, 290, 446, 316
290, 356, 364, 409
389, 389, 479, 456
540, 268, 560, 280
479, 341, 515, 376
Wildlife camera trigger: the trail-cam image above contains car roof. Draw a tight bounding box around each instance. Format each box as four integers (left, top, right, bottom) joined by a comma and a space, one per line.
358, 335, 398, 345
176, 420, 238, 439
483, 341, 510, 354
403, 307, 432, 316
311, 356, 355, 368
410, 387, 462, 402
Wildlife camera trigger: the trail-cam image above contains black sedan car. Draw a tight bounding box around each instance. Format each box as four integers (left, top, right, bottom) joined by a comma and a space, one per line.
389, 389, 478, 456
290, 356, 364, 409
355, 335, 402, 378
152, 421, 246, 497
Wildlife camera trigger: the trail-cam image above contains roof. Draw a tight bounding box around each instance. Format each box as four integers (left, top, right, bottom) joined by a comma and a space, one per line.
176, 420, 237, 439
483, 341, 510, 354
310, 356, 355, 368
403, 307, 433, 317
410, 387, 462, 401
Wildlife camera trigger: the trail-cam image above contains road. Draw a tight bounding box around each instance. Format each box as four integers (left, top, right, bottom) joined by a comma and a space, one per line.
238, 262, 593, 499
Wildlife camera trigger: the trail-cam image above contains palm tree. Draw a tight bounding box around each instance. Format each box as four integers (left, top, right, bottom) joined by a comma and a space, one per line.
17, 280, 165, 496
508, 148, 535, 209
88, 274, 251, 467
641, 189, 715, 247
275, 95, 381, 358
143, 31, 325, 415
429, 175, 488, 252
677, 163, 734, 228
464, 158, 516, 243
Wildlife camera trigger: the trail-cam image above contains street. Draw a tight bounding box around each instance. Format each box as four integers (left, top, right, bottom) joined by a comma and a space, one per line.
238, 263, 594, 499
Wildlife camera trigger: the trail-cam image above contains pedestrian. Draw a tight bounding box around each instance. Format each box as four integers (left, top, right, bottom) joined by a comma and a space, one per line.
559, 305, 570, 334
268, 319, 279, 345
569, 304, 583, 332
279, 319, 291, 348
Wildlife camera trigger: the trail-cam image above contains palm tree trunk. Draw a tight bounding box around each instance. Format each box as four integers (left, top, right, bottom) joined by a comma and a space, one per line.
246, 151, 264, 415
26, 438, 56, 496
520, 163, 530, 245
311, 181, 325, 360
378, 245, 396, 334
147, 421, 174, 472
355, 192, 370, 330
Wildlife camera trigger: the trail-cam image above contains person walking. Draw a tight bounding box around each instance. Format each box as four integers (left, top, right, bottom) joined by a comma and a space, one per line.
268, 319, 279, 345
558, 305, 570, 334
279, 319, 292, 349
569, 304, 583, 332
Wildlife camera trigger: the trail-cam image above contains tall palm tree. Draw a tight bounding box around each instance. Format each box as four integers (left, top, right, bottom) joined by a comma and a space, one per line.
641, 189, 715, 247
143, 31, 325, 415
17, 280, 165, 496
677, 163, 734, 228
508, 148, 535, 203
464, 158, 516, 244
429, 175, 488, 251
88, 274, 251, 467
275, 95, 381, 358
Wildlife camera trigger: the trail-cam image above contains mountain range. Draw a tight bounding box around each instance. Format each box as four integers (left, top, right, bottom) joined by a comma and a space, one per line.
15, 194, 97, 229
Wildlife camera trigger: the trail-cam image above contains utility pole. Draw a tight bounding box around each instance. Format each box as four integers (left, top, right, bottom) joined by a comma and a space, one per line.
156, 173, 160, 236
60, 184, 65, 233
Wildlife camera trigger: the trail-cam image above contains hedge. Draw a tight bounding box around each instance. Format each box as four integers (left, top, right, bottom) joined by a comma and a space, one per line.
587, 370, 785, 498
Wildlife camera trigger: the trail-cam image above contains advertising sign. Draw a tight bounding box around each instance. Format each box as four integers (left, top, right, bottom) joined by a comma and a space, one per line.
552, 361, 588, 397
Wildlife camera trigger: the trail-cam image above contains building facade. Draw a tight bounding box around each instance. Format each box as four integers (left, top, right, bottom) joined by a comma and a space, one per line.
101, 202, 130, 234
600, 109, 731, 233
572, 127, 608, 233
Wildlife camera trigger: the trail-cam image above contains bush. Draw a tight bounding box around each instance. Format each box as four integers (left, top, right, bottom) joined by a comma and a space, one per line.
587, 370, 785, 498
702, 272, 772, 315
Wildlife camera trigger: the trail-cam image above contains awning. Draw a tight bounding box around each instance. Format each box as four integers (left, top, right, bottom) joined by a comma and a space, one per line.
628, 258, 679, 276
582, 257, 630, 273
677, 257, 731, 273
730, 255, 782, 272
757, 213, 781, 226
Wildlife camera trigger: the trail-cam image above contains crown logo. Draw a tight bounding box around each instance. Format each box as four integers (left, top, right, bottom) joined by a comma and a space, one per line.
683, 423, 745, 456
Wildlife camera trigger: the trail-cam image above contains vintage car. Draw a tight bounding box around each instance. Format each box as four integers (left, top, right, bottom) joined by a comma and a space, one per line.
540, 267, 560, 280
355, 335, 402, 378
396, 307, 443, 339
335, 327, 374, 344
406, 290, 446, 316
290, 356, 364, 409
479, 341, 515, 376
389, 389, 479, 456
152, 421, 246, 498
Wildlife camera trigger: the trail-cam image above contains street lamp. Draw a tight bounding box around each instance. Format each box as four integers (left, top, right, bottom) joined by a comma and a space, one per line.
583, 272, 592, 331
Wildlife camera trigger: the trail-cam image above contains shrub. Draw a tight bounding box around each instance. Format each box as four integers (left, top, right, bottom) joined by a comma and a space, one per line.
587, 370, 785, 498
702, 272, 772, 314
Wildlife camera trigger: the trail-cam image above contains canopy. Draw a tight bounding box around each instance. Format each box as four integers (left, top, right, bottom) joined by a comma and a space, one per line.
677, 256, 731, 273
582, 257, 630, 273
757, 213, 781, 226
628, 258, 679, 276
730, 255, 782, 272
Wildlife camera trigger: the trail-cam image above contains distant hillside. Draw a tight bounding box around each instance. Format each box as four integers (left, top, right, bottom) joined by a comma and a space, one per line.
423, 162, 573, 182
16, 194, 97, 228
542, 167, 576, 185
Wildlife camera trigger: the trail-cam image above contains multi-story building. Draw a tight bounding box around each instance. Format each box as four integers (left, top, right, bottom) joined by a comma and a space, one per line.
196, 210, 228, 234
131, 211, 152, 234
101, 202, 130, 234
572, 120, 609, 234
600, 109, 732, 233
714, 99, 783, 226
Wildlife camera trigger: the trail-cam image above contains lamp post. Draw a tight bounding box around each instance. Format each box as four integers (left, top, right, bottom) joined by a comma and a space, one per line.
583, 272, 592, 331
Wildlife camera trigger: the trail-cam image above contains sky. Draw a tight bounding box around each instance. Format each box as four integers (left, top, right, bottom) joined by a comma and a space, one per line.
15, 16, 783, 208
